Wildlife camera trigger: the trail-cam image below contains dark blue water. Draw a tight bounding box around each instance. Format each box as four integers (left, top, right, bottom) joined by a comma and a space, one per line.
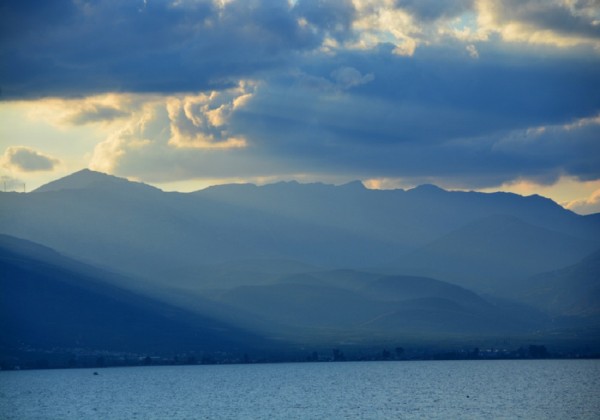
1, 360, 599, 419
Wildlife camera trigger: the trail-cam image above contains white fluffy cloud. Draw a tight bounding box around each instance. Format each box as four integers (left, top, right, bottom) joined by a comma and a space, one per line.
87, 84, 258, 177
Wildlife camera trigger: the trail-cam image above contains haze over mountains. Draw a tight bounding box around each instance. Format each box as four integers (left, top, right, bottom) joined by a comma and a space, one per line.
0, 235, 270, 356
1, 169, 599, 363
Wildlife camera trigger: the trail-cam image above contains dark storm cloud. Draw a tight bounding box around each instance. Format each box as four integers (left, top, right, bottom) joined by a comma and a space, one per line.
395, 0, 474, 22
225, 44, 600, 186
235, 44, 600, 144
2, 0, 600, 189
0, 0, 336, 98
2, 146, 60, 172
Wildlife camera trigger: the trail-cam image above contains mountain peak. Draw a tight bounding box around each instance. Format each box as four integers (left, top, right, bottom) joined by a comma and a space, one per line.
409, 184, 446, 194
33, 169, 159, 193
340, 180, 366, 190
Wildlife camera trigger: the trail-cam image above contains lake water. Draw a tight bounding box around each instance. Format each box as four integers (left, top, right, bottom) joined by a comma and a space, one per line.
1, 359, 599, 419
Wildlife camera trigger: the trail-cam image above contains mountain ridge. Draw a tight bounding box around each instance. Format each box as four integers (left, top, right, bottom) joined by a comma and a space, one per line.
33, 169, 160, 194
1, 169, 599, 354
2, 170, 598, 281
31, 169, 591, 222
391, 214, 598, 293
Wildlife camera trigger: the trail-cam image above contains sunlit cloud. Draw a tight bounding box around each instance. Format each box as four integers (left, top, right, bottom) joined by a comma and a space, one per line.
563, 188, 600, 215
89, 119, 152, 174
363, 178, 410, 190
476, 0, 600, 49
166, 81, 255, 149
350, 1, 420, 55
22, 95, 136, 128
478, 176, 600, 213
88, 97, 169, 174
87, 82, 256, 176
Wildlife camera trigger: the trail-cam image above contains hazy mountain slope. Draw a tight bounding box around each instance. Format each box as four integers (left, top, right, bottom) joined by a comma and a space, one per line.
355, 275, 541, 335
279, 269, 382, 291
199, 181, 429, 249
392, 215, 598, 293
217, 283, 389, 330
212, 270, 544, 341
359, 275, 488, 307
0, 169, 598, 299
518, 249, 600, 317
0, 171, 402, 280
0, 235, 271, 355
158, 258, 320, 291
199, 180, 600, 245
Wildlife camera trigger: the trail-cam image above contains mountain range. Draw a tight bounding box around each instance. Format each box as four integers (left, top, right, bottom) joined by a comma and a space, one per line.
1, 169, 599, 363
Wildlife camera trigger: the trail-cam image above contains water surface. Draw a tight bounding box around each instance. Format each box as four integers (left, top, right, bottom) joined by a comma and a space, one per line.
1, 359, 599, 419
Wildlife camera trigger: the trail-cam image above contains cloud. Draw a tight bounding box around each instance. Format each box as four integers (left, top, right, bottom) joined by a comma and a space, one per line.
2, 0, 599, 100
477, 0, 600, 48
18, 94, 136, 128
484, 0, 600, 39
396, 0, 474, 22
81, 73, 600, 190
1, 146, 60, 172
294, 0, 356, 42
64, 25, 597, 188
88, 97, 166, 173
2, 0, 599, 193
166, 81, 255, 149
330, 66, 375, 89
87, 91, 261, 180
564, 188, 600, 215
349, 2, 420, 55
233, 44, 599, 150
0, 0, 327, 99
489, 114, 600, 181
64, 104, 130, 125
466, 44, 479, 58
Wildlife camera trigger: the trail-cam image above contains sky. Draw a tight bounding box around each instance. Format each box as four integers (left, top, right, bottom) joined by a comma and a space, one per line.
1, 0, 600, 214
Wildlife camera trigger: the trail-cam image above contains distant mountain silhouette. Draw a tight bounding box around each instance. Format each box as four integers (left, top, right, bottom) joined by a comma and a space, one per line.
33, 168, 160, 194
1, 170, 599, 352
1, 170, 403, 277
2, 169, 599, 287
200, 178, 598, 245
214, 270, 544, 341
